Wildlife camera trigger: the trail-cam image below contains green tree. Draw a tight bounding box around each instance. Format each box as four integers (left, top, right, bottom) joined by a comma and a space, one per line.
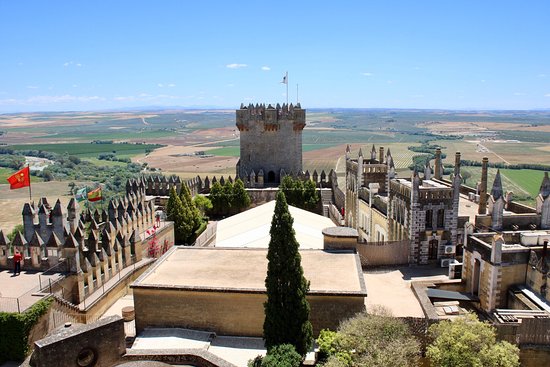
461, 170, 472, 185
280, 176, 302, 206
232, 178, 251, 212
193, 195, 212, 216
263, 191, 313, 356
303, 179, 319, 211
7, 224, 24, 242
318, 307, 419, 367
179, 183, 202, 234
279, 176, 319, 212
427, 313, 520, 367
209, 181, 224, 215
166, 187, 193, 245
223, 181, 234, 214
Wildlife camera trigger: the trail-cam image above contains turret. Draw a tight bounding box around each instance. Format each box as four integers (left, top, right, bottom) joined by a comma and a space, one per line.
67, 198, 79, 234
537, 172, 550, 229
489, 170, 505, 231
22, 203, 35, 242
434, 148, 442, 180
478, 157, 489, 214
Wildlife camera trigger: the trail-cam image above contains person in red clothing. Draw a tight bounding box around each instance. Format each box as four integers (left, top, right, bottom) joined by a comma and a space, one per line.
13, 250, 22, 276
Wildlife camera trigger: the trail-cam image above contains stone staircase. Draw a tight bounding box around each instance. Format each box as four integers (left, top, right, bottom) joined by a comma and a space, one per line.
320, 188, 333, 217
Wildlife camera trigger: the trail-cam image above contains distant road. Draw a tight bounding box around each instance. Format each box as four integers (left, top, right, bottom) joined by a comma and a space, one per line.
476, 143, 510, 165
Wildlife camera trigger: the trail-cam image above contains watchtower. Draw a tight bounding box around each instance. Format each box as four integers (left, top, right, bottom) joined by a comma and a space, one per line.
236, 103, 306, 186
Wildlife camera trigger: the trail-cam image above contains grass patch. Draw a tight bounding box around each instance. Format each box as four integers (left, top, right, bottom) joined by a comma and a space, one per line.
460, 167, 546, 207
8, 142, 163, 158
0, 167, 15, 182
208, 146, 240, 157
500, 169, 546, 198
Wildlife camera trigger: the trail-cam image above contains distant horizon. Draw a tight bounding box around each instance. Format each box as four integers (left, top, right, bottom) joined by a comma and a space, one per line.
2, 105, 550, 115
1, 1, 550, 113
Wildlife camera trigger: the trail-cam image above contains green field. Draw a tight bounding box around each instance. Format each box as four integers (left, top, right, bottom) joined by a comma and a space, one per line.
460, 167, 547, 206
208, 146, 240, 157
35, 129, 175, 141
0, 167, 15, 183
8, 143, 163, 158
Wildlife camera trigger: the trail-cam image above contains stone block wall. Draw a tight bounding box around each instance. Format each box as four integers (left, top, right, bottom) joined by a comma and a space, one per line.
133, 287, 365, 337
30, 316, 125, 367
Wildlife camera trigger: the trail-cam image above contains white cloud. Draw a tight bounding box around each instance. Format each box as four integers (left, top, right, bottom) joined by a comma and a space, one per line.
513, 92, 526, 96
63, 61, 82, 68
481, 79, 486, 83
226, 83, 234, 87
226, 63, 247, 69
545, 93, 550, 98
26, 86, 39, 89
167, 83, 176, 87
157, 83, 164, 87
361, 72, 373, 76
537, 74, 547, 78
261, 66, 271, 71
386, 80, 394, 84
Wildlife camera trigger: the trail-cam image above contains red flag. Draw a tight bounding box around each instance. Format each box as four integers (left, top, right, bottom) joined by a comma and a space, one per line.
87, 187, 102, 202
7, 167, 30, 190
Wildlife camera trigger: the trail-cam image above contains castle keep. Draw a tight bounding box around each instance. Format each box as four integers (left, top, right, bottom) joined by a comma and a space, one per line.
236, 103, 306, 186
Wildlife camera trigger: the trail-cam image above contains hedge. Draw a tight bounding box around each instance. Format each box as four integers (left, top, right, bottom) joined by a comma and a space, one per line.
0, 297, 53, 363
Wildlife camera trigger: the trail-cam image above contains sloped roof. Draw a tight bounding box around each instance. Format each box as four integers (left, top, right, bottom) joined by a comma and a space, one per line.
214, 200, 334, 249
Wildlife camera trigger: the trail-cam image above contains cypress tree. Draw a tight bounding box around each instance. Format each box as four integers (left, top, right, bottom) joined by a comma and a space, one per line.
233, 178, 251, 212
180, 183, 202, 233
167, 187, 192, 244
209, 182, 224, 215
264, 191, 313, 356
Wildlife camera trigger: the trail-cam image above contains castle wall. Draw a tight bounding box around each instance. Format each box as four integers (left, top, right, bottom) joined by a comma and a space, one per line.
30, 316, 125, 367
133, 287, 364, 337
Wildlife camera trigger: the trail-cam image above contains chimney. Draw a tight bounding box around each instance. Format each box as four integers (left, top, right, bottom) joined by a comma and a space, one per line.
454, 151, 461, 176
491, 234, 504, 265
379, 146, 384, 164
434, 148, 442, 180
478, 157, 488, 214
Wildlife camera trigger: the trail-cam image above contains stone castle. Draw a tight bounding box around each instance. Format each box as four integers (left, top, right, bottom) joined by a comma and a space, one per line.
236, 103, 306, 186
344, 145, 463, 265
0, 183, 162, 305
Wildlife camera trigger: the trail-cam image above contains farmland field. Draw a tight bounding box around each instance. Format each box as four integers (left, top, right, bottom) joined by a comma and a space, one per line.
7, 143, 163, 158
459, 167, 546, 206
2, 108, 550, 208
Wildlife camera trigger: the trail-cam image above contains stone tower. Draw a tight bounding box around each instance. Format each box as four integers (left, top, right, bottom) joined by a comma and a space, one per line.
236, 103, 306, 186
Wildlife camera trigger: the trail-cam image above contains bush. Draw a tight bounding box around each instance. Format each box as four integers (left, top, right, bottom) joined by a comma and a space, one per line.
317, 308, 419, 367
0, 297, 53, 363
248, 344, 302, 367
427, 313, 519, 367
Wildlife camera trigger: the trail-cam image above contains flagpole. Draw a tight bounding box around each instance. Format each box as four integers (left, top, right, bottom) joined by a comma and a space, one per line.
27, 164, 32, 201
286, 72, 289, 105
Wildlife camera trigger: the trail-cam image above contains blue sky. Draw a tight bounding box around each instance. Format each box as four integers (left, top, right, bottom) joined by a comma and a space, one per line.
1, 0, 549, 112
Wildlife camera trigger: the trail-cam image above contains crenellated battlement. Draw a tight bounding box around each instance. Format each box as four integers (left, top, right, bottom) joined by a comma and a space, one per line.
236, 102, 305, 185
236, 103, 306, 132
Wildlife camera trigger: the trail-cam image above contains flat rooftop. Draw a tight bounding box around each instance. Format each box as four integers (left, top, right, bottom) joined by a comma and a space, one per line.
133, 247, 366, 295
214, 200, 334, 249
